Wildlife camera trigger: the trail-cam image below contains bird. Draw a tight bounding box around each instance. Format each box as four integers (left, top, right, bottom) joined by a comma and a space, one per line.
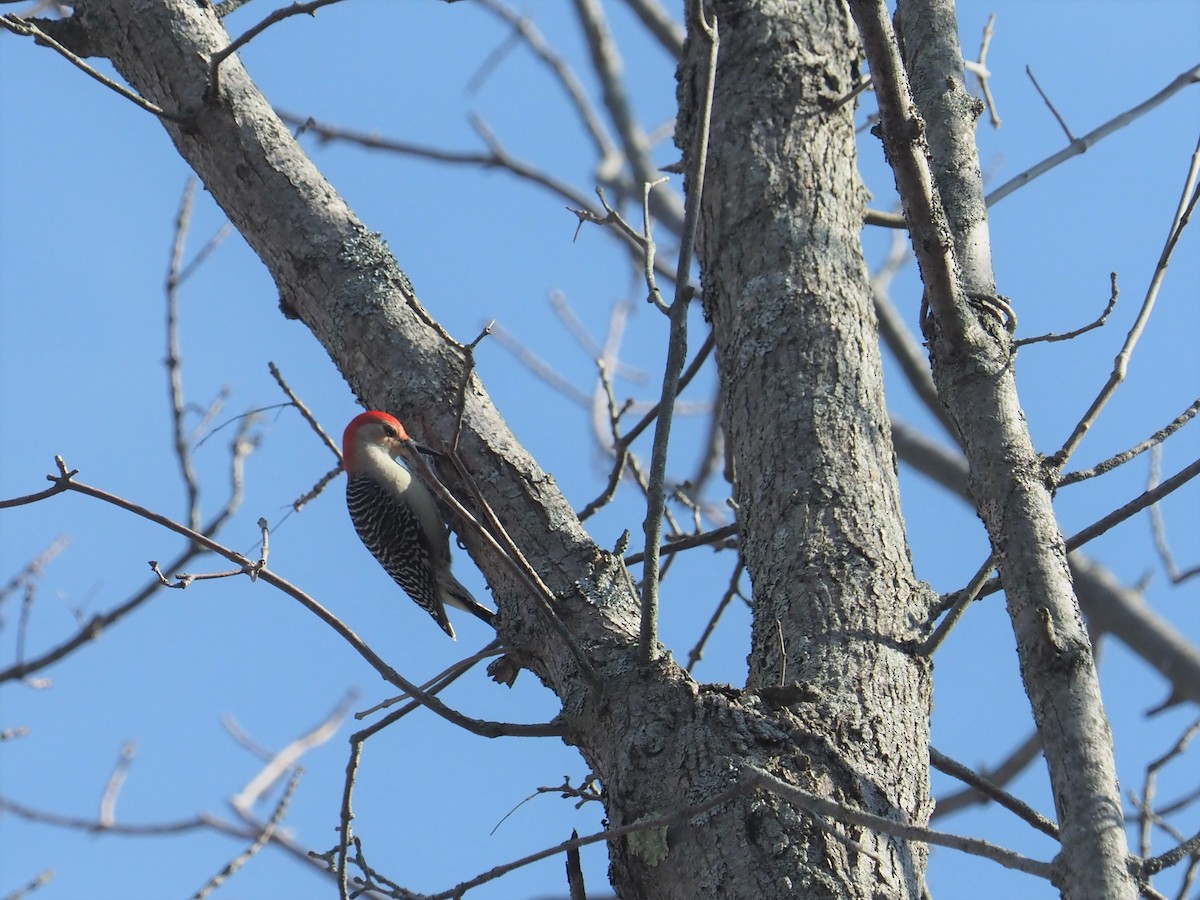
342, 410, 495, 639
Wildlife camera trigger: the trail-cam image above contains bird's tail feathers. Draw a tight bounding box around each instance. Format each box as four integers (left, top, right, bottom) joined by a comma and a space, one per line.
441, 574, 497, 627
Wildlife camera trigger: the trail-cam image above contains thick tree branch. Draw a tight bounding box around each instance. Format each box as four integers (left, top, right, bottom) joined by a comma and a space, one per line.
854, 0, 1136, 893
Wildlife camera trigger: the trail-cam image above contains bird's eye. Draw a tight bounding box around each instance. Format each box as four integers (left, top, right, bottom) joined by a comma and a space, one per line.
383, 425, 397, 438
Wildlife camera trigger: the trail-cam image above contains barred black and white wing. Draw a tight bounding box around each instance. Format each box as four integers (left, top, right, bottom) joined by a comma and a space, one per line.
347, 474, 493, 638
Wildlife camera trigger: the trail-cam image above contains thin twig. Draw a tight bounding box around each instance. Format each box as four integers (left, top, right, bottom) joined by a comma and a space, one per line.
356, 641, 500, 719
577, 331, 716, 520
1, 868, 54, 900
578, 361, 633, 521
571, 0, 684, 232
1015, 271, 1119, 347
1025, 65, 1075, 141
624, 522, 738, 566
98, 741, 137, 828
556, 294, 647, 382
1138, 717, 1200, 863
929, 747, 1059, 839
986, 64, 1200, 207
1050, 133, 1200, 471
26, 460, 566, 737
209, 0, 348, 94
969, 14, 1001, 128
0, 427, 254, 683
278, 108, 678, 282
1065, 457, 1200, 554
919, 555, 997, 655
1147, 446, 1200, 585
686, 560, 746, 673
452, 322, 493, 454
640, 176, 672, 313
474, 0, 618, 161
490, 322, 591, 407
750, 767, 1056, 879
335, 740, 362, 900
231, 691, 358, 813
397, 439, 603, 689
933, 730, 1044, 821
269, 361, 341, 457
972, 456, 1200, 602
0, 15, 179, 120
1058, 396, 1200, 487
166, 181, 202, 530
190, 769, 303, 900
639, 5, 718, 662
0, 536, 68, 606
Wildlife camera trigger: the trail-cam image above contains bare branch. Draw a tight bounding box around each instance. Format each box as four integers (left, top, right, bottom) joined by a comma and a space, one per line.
232, 691, 358, 813
270, 361, 341, 458
968, 457, 1200, 610
639, 6, 718, 662
616, 0, 684, 58
1015, 270, 1119, 348
190, 769, 303, 900
2, 868, 54, 900
1059, 396, 1199, 487
968, 14, 1001, 128
1052, 134, 1199, 469
474, 0, 618, 162
624, 522, 738, 566
1137, 717, 1200, 862
752, 768, 1056, 879
986, 64, 1200, 206
0, 419, 254, 684
686, 559, 745, 673
577, 361, 634, 521
0, 480, 73, 510
492, 318, 592, 405
166, 180, 202, 530
1064, 457, 1200, 556
571, 0, 684, 232
209, 0, 348, 93
424, 442, 602, 689
1025, 65, 1075, 141
98, 741, 137, 829
19, 460, 566, 736
565, 829, 587, 900
1071, 555, 1200, 713
546, 294, 646, 384
932, 730, 1044, 821
0, 14, 179, 120
0, 795, 209, 836
0, 536, 68, 606
1148, 446, 1200, 585
929, 746, 1058, 839
918, 555, 997, 655
277, 107, 677, 284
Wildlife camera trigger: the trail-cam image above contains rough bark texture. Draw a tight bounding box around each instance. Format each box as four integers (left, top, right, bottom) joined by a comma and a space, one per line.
842, 0, 1135, 894
891, 3, 1135, 896
679, 0, 933, 894
67, 1, 933, 896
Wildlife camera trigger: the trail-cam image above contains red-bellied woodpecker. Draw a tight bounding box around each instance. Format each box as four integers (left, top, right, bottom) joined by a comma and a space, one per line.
342, 410, 495, 639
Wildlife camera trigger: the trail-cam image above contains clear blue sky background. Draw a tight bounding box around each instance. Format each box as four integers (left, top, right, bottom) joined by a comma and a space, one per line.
2, 2, 1198, 898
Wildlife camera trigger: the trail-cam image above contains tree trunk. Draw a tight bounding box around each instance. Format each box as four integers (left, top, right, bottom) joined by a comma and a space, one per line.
678, 0, 933, 893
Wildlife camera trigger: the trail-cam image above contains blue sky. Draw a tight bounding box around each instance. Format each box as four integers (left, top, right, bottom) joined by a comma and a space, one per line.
2, 2, 1198, 898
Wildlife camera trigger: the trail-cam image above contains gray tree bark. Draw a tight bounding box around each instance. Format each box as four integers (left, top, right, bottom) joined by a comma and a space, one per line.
852, 0, 1136, 895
